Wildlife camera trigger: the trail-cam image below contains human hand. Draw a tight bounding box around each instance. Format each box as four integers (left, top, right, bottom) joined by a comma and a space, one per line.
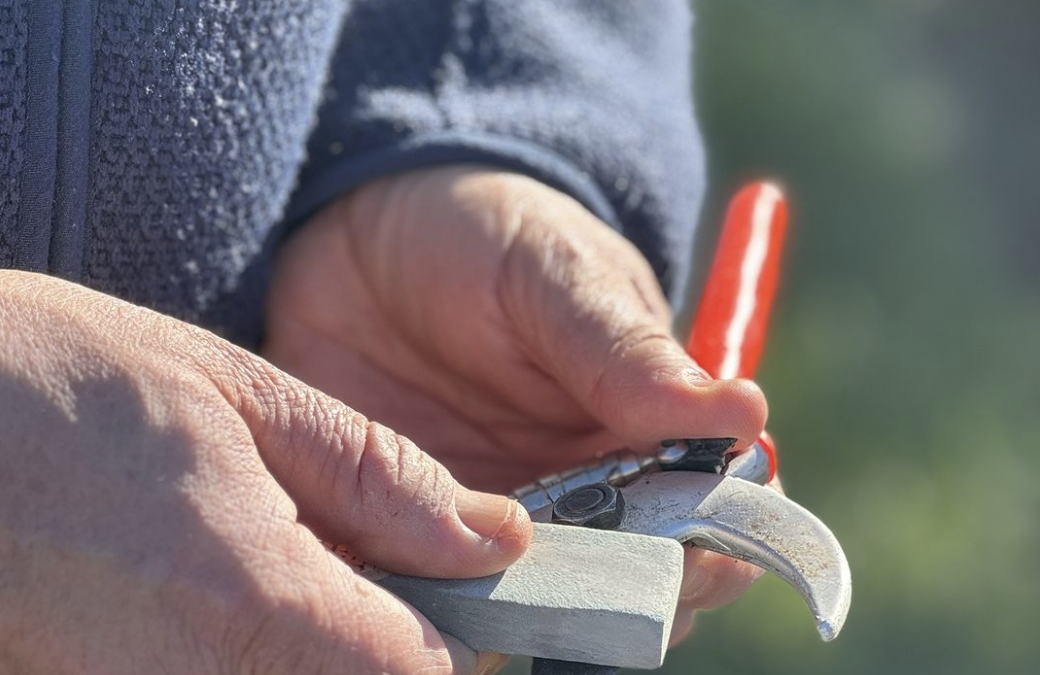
263, 166, 772, 645
0, 271, 529, 675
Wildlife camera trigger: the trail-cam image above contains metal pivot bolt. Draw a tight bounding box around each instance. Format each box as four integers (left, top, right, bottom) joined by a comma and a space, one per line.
551, 483, 625, 530
539, 483, 629, 675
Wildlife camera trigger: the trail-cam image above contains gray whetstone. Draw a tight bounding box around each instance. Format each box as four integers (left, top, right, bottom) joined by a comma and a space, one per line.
365, 523, 684, 669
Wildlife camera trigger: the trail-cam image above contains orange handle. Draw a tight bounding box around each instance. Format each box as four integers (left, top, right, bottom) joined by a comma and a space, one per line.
686, 182, 788, 479
686, 182, 788, 378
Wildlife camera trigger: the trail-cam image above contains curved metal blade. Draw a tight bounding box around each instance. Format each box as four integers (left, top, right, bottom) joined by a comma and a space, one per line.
616, 472, 852, 641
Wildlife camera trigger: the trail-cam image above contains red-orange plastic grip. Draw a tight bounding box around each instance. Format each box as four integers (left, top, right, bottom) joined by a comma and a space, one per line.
686, 182, 788, 480
686, 182, 788, 380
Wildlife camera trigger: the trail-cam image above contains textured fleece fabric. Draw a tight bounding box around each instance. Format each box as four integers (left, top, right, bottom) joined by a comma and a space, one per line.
0, 0, 705, 348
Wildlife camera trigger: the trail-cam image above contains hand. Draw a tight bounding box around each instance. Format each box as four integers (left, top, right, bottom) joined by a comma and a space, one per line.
263, 166, 772, 645
0, 271, 529, 675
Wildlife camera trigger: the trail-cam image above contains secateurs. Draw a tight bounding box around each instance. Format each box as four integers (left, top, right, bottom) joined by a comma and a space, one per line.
364, 184, 852, 673
519, 437, 850, 674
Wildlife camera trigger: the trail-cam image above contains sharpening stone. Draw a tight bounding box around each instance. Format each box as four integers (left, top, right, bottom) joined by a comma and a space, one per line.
363, 522, 684, 669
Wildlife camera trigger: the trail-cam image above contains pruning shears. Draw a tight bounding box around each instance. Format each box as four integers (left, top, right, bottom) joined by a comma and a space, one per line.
360, 184, 852, 673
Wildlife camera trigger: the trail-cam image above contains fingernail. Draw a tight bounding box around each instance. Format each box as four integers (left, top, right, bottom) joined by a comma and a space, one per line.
456, 489, 522, 543
475, 651, 510, 675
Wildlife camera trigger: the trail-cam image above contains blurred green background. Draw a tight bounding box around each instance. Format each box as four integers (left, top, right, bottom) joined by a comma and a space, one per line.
508, 2, 1040, 674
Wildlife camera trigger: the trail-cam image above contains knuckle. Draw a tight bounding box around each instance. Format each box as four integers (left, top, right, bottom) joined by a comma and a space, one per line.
356, 421, 404, 500
587, 324, 678, 411
277, 385, 366, 491
317, 401, 368, 487
611, 325, 679, 362
353, 421, 453, 523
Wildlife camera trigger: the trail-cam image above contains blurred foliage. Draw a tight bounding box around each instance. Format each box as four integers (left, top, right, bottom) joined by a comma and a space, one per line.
675, 2, 1040, 674
507, 2, 1040, 674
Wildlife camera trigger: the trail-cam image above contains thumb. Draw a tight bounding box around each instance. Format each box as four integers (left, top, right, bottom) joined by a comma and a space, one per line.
502, 199, 768, 448
208, 350, 531, 578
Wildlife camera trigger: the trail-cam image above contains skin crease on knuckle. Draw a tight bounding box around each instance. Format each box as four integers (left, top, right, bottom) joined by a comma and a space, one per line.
350, 422, 458, 550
